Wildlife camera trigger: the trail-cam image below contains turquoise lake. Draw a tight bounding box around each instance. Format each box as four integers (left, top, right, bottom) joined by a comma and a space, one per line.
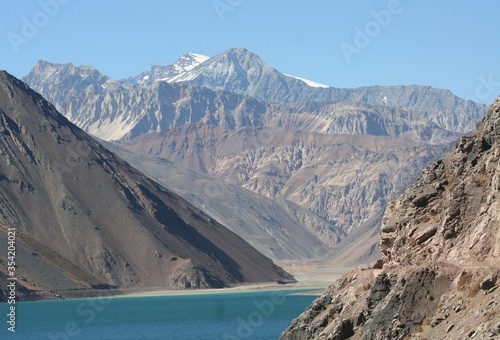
0, 289, 317, 339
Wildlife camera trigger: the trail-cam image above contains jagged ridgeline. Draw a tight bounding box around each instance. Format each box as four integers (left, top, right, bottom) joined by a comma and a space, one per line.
280, 97, 500, 339
0, 71, 294, 300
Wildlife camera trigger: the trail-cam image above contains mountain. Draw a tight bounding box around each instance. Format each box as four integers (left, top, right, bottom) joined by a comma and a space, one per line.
23, 50, 486, 142
122, 124, 449, 262
24, 61, 273, 141
280, 97, 500, 339
22, 49, 487, 265
152, 48, 485, 130
0, 71, 294, 300
125, 53, 209, 88
100, 140, 327, 261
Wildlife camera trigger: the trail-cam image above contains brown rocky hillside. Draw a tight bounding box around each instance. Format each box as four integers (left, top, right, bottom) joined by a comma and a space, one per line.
280, 98, 500, 339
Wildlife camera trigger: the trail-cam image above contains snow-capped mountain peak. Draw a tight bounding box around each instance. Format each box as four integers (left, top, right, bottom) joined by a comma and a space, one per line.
171, 53, 209, 73
127, 48, 331, 93
126, 52, 209, 87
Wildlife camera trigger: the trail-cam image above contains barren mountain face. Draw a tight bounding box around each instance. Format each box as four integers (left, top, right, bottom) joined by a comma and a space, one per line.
102, 140, 328, 261
280, 98, 500, 340
24, 60, 271, 142
123, 125, 447, 251
0, 71, 294, 300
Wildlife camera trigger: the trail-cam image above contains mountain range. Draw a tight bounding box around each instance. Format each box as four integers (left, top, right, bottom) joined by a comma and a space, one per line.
22, 48, 487, 264
0, 71, 293, 300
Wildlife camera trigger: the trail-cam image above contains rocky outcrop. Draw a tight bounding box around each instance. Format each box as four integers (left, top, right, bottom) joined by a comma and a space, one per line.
280, 98, 500, 339
380, 100, 500, 268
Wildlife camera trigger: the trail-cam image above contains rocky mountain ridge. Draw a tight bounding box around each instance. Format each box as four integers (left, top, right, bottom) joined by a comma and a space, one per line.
23, 50, 486, 143
24, 63, 272, 141
153, 48, 485, 128
125, 53, 209, 88
280, 97, 500, 339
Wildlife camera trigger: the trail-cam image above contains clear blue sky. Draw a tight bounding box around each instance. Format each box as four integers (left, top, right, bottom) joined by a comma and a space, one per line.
1, 0, 499, 104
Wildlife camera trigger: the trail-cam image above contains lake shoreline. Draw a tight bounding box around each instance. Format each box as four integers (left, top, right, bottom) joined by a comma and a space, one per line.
117, 264, 352, 299
18, 264, 352, 302
118, 282, 325, 299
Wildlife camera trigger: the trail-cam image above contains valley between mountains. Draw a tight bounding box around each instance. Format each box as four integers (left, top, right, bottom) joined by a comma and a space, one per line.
0, 47, 490, 303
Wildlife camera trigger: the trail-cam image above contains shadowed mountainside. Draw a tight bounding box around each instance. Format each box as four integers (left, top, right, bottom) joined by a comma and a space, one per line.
101, 140, 328, 261
0, 71, 293, 300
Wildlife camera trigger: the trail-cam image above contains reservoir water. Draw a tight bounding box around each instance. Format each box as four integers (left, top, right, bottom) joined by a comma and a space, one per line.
0, 289, 317, 339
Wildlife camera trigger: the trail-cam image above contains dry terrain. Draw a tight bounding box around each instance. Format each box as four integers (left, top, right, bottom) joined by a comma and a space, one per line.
0, 71, 293, 301
281, 98, 500, 339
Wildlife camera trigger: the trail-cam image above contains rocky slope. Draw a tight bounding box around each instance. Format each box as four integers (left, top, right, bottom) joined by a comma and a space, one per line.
24, 62, 271, 141
101, 140, 327, 261
0, 71, 294, 301
123, 125, 448, 255
280, 98, 500, 339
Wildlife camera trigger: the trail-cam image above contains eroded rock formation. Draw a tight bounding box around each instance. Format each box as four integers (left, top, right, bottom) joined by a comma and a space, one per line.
281, 98, 500, 339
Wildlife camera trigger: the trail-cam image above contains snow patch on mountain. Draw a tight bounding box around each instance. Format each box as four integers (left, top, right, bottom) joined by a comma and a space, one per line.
283, 74, 329, 88
188, 53, 210, 65
127, 53, 209, 87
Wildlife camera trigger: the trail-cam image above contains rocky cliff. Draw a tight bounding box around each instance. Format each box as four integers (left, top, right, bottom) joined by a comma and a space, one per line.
280, 98, 500, 339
